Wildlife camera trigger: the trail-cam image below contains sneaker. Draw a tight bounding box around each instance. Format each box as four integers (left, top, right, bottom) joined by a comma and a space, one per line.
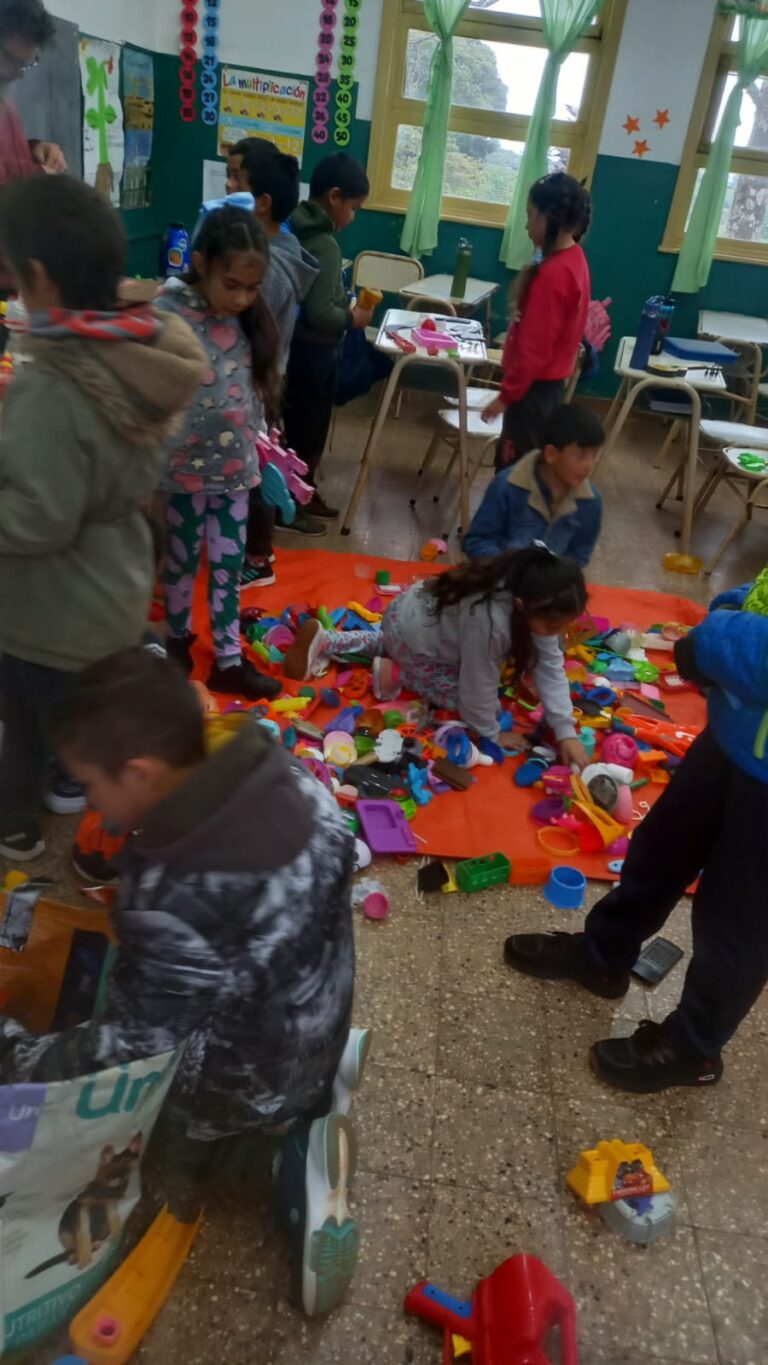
166, 634, 196, 676
0, 824, 45, 862
276, 509, 328, 538
283, 620, 329, 681
590, 1018, 723, 1094
332, 1028, 372, 1116
44, 770, 86, 816
72, 810, 125, 884
306, 492, 339, 520
274, 1113, 358, 1317
503, 932, 630, 1000
241, 559, 277, 589
207, 659, 282, 701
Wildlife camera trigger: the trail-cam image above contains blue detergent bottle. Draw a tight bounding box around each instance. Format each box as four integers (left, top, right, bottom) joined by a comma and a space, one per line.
160, 223, 190, 279
630, 296, 665, 371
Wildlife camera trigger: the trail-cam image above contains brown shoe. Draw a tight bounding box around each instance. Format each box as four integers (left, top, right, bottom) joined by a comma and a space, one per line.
284, 620, 329, 681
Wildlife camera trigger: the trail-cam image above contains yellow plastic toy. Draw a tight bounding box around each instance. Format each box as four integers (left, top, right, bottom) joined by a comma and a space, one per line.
271, 695, 312, 714
346, 600, 382, 624
571, 774, 627, 846
567, 1140, 670, 1205
69, 1206, 200, 1364
3, 870, 29, 891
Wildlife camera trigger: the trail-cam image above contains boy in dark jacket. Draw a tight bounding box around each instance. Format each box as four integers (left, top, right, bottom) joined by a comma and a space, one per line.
282, 152, 373, 533
0, 649, 365, 1317
464, 404, 604, 567
505, 573, 768, 1094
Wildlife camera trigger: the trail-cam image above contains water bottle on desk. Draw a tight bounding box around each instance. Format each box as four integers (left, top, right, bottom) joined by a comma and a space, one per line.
451, 237, 472, 300
630, 296, 663, 371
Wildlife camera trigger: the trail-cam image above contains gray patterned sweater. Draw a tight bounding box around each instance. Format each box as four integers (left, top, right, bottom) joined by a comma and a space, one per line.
0, 723, 356, 1141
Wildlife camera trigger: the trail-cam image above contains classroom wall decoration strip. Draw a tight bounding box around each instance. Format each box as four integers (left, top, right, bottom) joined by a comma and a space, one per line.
179, 1, 199, 123
335, 0, 363, 147
201, 0, 221, 126
312, 0, 339, 145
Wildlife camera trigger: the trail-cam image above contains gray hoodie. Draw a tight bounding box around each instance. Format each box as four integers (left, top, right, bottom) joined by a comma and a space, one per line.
261, 230, 319, 375
392, 580, 577, 742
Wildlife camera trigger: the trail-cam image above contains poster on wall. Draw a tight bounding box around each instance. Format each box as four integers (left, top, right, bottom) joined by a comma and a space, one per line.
122, 47, 154, 210
218, 69, 308, 165
79, 37, 124, 207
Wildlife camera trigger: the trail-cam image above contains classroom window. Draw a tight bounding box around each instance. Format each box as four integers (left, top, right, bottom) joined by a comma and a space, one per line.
367, 0, 627, 229
662, 16, 768, 264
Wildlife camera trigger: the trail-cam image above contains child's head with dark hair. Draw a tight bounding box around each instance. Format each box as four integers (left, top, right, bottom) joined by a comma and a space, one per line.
188, 204, 279, 415
51, 648, 207, 830
514, 172, 592, 315
226, 137, 300, 226
309, 152, 369, 232
0, 0, 54, 82
539, 403, 604, 490
429, 544, 587, 680
0, 174, 125, 311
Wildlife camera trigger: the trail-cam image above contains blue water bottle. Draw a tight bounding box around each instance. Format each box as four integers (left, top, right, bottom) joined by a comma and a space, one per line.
160, 223, 190, 279
630, 296, 662, 371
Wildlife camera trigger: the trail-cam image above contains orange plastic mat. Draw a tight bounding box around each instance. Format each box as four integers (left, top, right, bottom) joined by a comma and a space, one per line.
188, 549, 707, 882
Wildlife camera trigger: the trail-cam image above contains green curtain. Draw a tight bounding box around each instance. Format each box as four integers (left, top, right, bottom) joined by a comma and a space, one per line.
672, 12, 768, 292
400, 0, 471, 258
499, 0, 605, 270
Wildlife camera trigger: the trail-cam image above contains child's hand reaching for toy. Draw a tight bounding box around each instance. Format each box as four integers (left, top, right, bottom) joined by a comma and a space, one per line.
559, 737, 590, 770
499, 731, 528, 752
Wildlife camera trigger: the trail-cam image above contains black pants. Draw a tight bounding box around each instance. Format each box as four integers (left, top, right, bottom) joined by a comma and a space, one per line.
0, 654, 74, 829
283, 337, 339, 483
584, 728, 768, 1055
246, 487, 275, 561
496, 378, 566, 470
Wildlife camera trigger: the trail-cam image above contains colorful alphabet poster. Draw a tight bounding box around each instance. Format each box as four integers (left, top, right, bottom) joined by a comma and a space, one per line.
218, 68, 309, 165
122, 47, 154, 209
79, 37, 124, 206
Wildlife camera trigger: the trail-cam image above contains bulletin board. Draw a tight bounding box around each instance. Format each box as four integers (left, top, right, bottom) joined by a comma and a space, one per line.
218, 68, 309, 164
12, 17, 82, 178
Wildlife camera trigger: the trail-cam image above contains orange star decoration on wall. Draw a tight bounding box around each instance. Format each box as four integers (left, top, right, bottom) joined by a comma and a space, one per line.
633, 139, 650, 158
654, 109, 671, 129
623, 115, 640, 135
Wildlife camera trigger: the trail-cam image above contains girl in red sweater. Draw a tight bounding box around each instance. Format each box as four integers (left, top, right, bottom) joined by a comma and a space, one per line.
486, 173, 592, 468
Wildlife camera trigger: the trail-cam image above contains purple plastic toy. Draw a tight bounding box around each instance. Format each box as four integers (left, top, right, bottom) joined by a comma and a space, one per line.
357, 800, 418, 854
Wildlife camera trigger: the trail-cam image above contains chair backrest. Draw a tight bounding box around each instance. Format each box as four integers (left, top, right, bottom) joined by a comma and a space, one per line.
352, 250, 424, 293
406, 295, 457, 317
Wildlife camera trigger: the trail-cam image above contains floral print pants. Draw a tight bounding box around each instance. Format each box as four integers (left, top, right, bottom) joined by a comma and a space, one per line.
163, 491, 248, 661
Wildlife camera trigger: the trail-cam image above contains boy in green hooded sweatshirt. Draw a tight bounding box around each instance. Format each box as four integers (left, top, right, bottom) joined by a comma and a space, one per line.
282, 153, 372, 533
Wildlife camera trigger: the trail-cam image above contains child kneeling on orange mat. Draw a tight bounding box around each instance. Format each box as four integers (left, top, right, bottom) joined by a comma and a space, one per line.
0, 648, 365, 1319
285, 544, 592, 771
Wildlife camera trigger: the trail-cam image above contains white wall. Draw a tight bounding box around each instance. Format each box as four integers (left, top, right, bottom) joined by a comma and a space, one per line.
48, 0, 158, 49
153, 0, 384, 119
598, 0, 717, 163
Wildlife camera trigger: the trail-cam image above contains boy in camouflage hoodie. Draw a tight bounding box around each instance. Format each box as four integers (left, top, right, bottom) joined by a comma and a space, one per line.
0, 648, 365, 1317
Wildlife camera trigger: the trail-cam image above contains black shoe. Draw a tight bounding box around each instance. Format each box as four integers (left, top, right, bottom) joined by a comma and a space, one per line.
306, 492, 339, 520
166, 633, 196, 676
276, 509, 328, 538
590, 1018, 724, 1094
241, 559, 277, 589
208, 659, 282, 702
0, 824, 45, 862
503, 932, 630, 1000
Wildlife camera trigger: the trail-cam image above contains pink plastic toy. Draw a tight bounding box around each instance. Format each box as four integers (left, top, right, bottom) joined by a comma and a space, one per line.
602, 733, 639, 768
412, 326, 456, 351
363, 891, 389, 921
256, 428, 314, 505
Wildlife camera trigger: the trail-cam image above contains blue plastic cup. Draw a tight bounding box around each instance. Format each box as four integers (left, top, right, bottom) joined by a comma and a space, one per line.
544, 865, 587, 911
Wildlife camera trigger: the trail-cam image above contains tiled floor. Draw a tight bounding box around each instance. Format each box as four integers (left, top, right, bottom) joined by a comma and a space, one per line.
22, 394, 768, 1363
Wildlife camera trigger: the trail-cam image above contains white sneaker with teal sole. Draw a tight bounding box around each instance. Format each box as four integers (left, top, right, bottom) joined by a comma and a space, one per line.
332, 1028, 372, 1116
301, 1113, 358, 1316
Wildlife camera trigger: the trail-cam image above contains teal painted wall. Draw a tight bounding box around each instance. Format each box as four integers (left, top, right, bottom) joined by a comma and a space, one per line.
141, 55, 768, 397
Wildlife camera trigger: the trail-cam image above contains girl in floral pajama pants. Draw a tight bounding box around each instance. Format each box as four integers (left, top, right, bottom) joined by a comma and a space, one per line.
154, 206, 282, 701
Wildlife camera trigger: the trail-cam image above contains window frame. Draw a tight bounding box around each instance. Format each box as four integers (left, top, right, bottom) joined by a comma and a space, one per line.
661, 11, 768, 265
366, 0, 628, 229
